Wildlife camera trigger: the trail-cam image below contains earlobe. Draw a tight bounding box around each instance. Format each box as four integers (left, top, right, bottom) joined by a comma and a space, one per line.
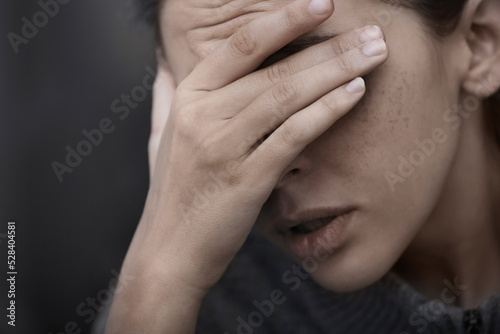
462, 0, 500, 98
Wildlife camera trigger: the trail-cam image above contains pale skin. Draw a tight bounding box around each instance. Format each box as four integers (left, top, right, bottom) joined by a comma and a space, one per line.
105, 0, 500, 332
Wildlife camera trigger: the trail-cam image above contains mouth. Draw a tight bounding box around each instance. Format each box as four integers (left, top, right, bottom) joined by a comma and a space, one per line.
289, 215, 337, 234
277, 209, 354, 260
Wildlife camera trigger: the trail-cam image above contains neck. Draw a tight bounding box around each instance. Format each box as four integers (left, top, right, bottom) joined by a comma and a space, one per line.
393, 101, 500, 310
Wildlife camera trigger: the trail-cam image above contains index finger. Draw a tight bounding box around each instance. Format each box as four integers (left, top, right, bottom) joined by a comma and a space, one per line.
183, 0, 335, 91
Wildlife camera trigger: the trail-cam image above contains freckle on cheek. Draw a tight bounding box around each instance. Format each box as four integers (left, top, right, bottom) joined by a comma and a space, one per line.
404, 116, 410, 128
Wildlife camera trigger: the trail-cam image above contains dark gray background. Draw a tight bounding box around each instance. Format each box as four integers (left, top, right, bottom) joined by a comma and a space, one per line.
1, 0, 155, 332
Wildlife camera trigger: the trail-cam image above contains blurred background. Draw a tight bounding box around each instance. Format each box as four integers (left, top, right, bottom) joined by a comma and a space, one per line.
1, 0, 156, 332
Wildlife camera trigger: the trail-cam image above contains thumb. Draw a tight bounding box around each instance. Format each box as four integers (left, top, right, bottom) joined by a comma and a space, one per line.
148, 55, 177, 178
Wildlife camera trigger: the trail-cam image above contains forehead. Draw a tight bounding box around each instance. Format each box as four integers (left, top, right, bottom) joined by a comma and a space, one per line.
159, 0, 419, 79
162, 0, 384, 34
161, 0, 388, 49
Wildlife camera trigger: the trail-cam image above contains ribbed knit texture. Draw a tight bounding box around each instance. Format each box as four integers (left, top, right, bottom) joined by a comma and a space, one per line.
92, 228, 500, 334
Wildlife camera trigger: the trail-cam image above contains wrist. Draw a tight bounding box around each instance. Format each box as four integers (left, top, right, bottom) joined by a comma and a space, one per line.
122, 217, 212, 299
105, 251, 206, 334
130, 193, 232, 292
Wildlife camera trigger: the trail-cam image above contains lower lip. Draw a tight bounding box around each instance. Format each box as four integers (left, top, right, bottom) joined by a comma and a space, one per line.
284, 212, 353, 260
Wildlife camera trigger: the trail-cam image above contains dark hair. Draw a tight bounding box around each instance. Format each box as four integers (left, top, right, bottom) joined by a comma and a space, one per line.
137, 0, 499, 148
383, 0, 467, 35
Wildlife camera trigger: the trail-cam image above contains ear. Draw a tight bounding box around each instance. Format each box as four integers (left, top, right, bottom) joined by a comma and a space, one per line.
462, 0, 500, 98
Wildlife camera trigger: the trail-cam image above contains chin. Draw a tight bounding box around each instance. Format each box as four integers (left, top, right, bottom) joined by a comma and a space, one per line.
308, 253, 393, 293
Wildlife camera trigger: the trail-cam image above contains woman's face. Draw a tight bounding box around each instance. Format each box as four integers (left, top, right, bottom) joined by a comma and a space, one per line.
160, 0, 470, 291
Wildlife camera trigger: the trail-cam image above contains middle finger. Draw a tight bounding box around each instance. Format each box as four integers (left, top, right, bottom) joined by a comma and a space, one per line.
209, 25, 384, 118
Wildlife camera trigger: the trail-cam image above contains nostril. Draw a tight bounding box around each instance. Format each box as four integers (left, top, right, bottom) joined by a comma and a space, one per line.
277, 168, 300, 186
276, 153, 312, 187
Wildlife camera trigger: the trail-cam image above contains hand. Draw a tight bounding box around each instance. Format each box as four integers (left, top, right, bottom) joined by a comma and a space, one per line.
148, 54, 176, 178
106, 0, 388, 331
143, 0, 388, 289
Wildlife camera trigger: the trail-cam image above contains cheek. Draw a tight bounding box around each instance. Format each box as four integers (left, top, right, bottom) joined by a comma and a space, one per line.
302, 45, 462, 291
315, 32, 460, 222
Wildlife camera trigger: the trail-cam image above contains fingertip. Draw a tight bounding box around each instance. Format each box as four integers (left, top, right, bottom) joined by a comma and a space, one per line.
345, 77, 365, 94
308, 0, 334, 15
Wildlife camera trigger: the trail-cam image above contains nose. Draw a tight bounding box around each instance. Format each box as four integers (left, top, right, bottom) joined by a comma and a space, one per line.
275, 152, 313, 188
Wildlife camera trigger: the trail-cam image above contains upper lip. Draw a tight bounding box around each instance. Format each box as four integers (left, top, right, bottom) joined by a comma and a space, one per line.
274, 206, 355, 233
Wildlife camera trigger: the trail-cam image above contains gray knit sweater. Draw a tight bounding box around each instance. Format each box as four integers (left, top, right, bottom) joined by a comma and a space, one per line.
92, 228, 500, 334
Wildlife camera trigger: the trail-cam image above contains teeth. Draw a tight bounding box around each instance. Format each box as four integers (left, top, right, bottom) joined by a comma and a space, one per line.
292, 216, 336, 234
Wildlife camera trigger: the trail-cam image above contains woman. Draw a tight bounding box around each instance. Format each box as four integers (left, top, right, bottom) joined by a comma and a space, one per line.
103, 0, 500, 332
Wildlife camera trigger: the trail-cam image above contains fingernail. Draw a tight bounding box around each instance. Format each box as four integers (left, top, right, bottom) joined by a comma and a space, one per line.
309, 0, 332, 15
359, 26, 383, 43
346, 77, 365, 94
362, 39, 386, 57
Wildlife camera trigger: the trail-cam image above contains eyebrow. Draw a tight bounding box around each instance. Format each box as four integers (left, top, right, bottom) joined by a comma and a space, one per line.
257, 34, 339, 70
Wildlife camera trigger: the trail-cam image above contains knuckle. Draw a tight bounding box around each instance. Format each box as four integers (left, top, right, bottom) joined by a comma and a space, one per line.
196, 136, 221, 166
335, 55, 354, 74
330, 38, 348, 57
186, 31, 214, 59
226, 167, 245, 188
281, 121, 305, 147
282, 7, 304, 30
272, 80, 300, 105
229, 28, 259, 57
320, 94, 339, 113
266, 61, 293, 85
